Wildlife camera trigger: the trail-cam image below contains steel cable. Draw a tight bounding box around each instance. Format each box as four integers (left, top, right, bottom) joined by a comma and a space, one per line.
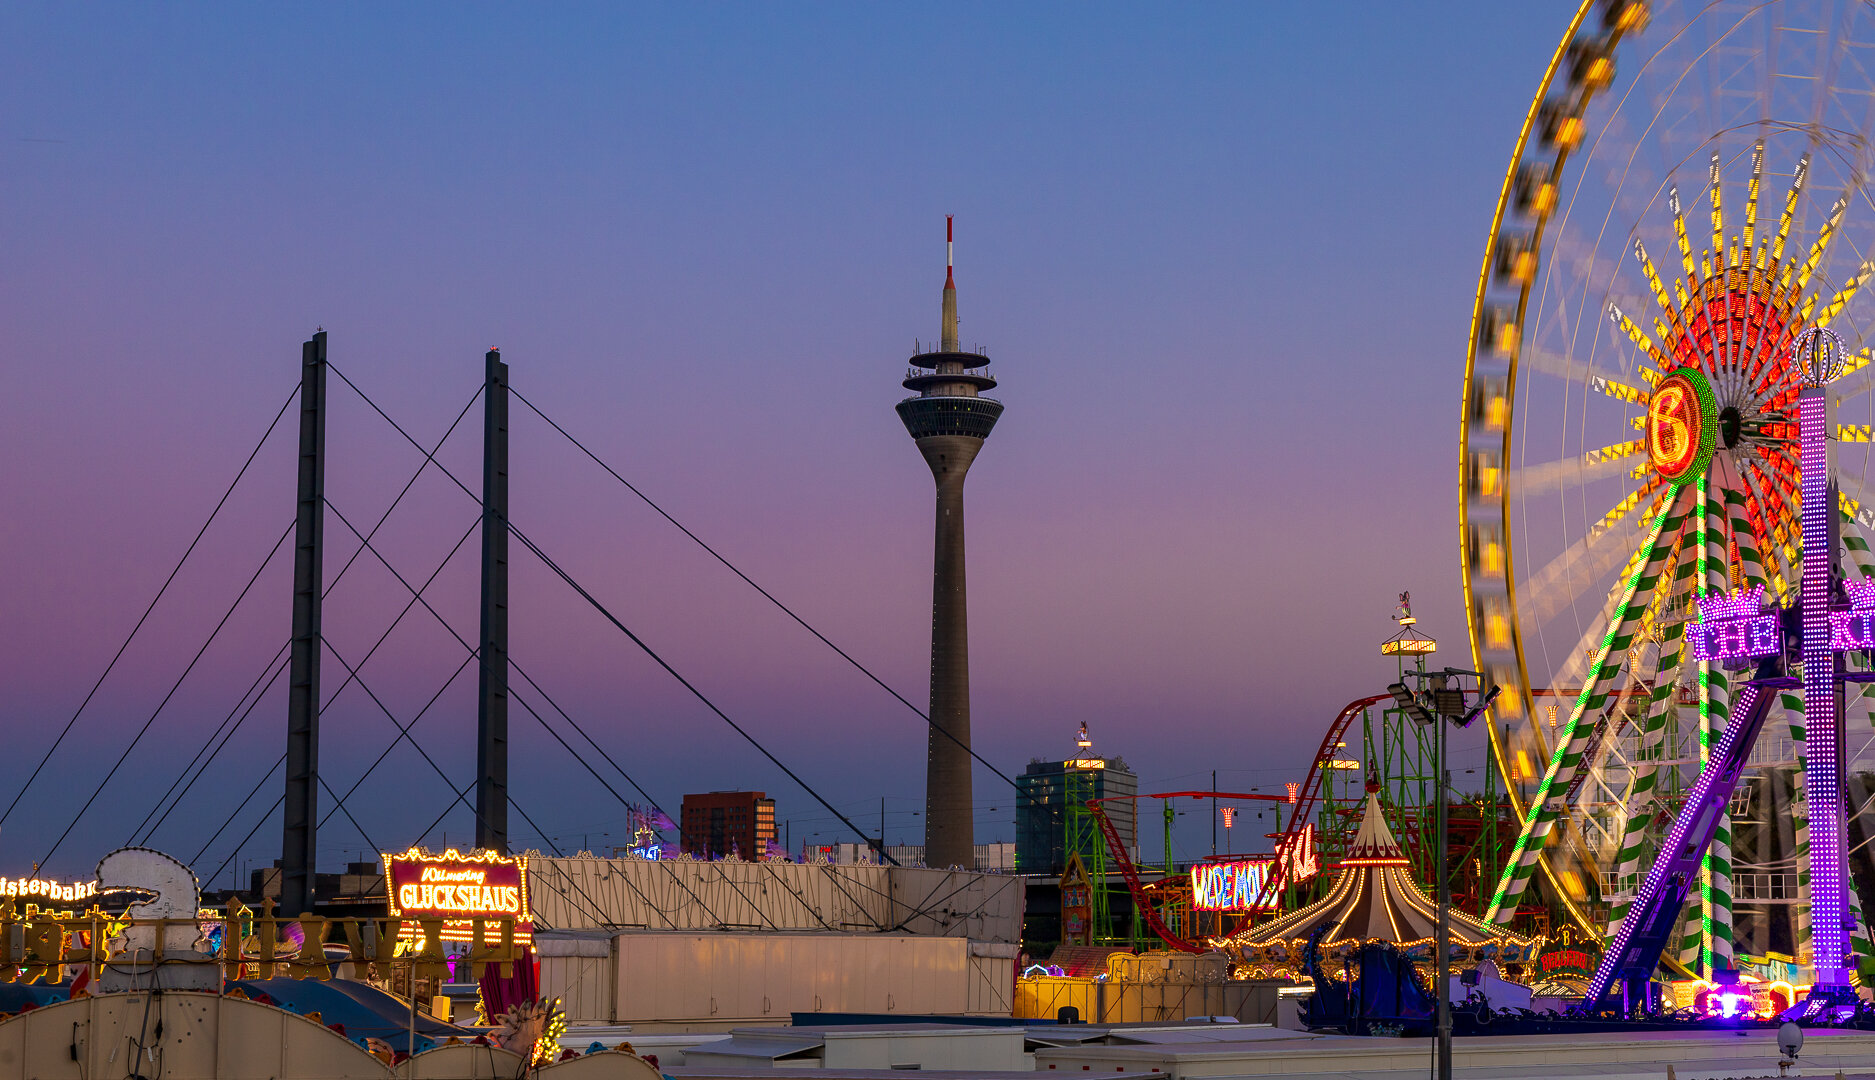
510, 386, 1018, 790
1, 386, 297, 830
326, 361, 894, 862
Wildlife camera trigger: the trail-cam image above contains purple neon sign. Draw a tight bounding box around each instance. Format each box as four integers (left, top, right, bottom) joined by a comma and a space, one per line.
1688, 585, 1781, 662
1830, 577, 1875, 651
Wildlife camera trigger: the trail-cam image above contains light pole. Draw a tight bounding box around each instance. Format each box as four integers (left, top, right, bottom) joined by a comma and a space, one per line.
1390, 669, 1498, 1080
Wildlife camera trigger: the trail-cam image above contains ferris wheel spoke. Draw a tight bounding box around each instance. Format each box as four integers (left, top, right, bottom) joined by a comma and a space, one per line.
1517, 478, 1668, 629
1829, 348, 1875, 403
1609, 301, 1673, 372
1811, 258, 1875, 328
1507, 443, 1648, 501
1486, 483, 1697, 926
1519, 342, 1652, 401
1740, 458, 1799, 589
1790, 192, 1850, 303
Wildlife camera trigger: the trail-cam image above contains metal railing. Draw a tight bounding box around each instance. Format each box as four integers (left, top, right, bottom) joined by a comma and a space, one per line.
1734, 872, 1803, 902
0, 895, 526, 985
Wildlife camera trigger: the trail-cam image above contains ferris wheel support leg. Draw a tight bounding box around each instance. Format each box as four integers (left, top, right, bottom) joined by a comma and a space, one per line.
1581, 677, 1781, 1013
1699, 475, 1737, 975
1485, 485, 1697, 926
1606, 624, 1684, 936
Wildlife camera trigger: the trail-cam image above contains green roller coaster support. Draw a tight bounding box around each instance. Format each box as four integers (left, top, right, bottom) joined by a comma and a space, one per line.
1065, 765, 1109, 942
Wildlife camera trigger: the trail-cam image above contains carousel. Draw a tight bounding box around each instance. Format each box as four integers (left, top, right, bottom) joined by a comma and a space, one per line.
1219, 787, 1539, 981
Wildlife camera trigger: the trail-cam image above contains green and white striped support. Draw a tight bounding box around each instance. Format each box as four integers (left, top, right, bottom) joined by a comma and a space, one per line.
1699, 476, 1736, 973
1485, 484, 1697, 925
1604, 605, 1684, 934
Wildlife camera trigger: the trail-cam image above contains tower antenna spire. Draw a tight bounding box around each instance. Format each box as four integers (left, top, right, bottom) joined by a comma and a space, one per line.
941, 216, 958, 351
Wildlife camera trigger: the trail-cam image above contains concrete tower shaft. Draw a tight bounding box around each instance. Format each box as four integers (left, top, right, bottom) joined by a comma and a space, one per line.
896, 217, 1002, 870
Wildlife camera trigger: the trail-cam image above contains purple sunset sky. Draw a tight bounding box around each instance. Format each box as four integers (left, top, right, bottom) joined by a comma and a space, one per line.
0, 4, 1561, 879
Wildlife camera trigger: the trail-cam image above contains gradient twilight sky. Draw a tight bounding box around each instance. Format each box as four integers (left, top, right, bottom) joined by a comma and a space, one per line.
0, 3, 1566, 879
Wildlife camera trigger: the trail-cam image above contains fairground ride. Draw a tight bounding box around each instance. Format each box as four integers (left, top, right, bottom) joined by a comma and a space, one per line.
1461, 0, 1875, 977
1087, 612, 1516, 951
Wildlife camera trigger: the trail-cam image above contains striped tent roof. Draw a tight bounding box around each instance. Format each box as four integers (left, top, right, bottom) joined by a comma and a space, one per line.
1218, 792, 1534, 954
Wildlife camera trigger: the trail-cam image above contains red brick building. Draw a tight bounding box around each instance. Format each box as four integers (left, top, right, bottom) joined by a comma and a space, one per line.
680, 791, 777, 859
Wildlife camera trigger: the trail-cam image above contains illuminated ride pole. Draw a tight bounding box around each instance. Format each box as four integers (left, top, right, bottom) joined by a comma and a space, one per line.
1578, 329, 1858, 1015
1798, 337, 1851, 992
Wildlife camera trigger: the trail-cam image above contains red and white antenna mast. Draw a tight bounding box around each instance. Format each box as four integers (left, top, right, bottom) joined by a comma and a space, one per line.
941, 215, 959, 351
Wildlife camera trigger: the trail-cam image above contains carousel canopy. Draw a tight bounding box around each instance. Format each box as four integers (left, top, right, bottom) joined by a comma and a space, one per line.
1221, 792, 1533, 953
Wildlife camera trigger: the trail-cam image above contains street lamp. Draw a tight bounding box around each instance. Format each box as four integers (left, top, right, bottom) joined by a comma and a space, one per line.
1396, 668, 1499, 1080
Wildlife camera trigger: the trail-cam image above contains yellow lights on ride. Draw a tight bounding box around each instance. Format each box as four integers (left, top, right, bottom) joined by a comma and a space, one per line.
1468, 450, 1503, 499
1471, 524, 1506, 580
1605, 1, 1651, 34
1495, 234, 1538, 286
1477, 595, 1513, 650
1556, 867, 1587, 901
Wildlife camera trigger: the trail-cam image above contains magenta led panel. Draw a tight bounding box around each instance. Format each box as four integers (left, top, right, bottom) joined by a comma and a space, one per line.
1689, 615, 1781, 662
1688, 585, 1780, 662
1830, 611, 1875, 651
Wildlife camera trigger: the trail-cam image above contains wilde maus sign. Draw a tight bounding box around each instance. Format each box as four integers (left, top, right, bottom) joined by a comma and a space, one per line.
1189, 824, 1319, 912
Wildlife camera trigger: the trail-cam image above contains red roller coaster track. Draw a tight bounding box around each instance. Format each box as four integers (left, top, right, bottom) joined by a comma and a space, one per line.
1086, 694, 1387, 953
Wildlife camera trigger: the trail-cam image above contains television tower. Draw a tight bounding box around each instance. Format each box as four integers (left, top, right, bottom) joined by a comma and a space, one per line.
896, 217, 1003, 870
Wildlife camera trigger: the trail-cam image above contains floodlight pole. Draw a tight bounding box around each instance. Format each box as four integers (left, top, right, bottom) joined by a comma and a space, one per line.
1435, 710, 1451, 1080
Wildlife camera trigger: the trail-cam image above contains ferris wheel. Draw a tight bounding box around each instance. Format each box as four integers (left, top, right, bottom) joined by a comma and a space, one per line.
1460, 0, 1875, 974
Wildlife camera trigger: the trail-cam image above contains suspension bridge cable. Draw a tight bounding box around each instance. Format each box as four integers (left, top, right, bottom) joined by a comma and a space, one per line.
318, 633, 496, 838
326, 362, 899, 863
317, 652, 476, 831
510, 526, 899, 862
510, 387, 1018, 790
513, 660, 682, 817
318, 495, 701, 847
38, 517, 297, 869
202, 791, 283, 892
200, 775, 378, 897
196, 771, 384, 898
407, 778, 566, 859
1, 386, 298, 830
133, 388, 485, 848
305, 514, 483, 825
133, 649, 290, 845
316, 774, 380, 858
501, 686, 730, 924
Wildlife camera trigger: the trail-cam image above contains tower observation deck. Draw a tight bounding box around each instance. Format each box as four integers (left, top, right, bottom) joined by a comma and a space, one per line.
897, 217, 1002, 870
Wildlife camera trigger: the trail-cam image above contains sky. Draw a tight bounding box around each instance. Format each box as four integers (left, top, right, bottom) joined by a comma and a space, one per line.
0, 3, 1568, 881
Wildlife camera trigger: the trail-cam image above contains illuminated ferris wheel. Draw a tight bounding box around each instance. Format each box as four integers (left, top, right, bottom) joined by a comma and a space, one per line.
1460, 0, 1875, 972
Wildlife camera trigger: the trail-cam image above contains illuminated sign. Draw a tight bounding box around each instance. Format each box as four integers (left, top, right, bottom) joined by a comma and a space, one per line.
1538, 948, 1594, 978
1644, 368, 1717, 482
0, 878, 97, 904
1189, 824, 1319, 911
1688, 585, 1781, 663
1831, 577, 1875, 651
384, 848, 528, 921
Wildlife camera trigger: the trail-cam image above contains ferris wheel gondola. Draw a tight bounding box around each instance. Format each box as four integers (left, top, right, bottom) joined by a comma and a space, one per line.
1460, 0, 1875, 974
